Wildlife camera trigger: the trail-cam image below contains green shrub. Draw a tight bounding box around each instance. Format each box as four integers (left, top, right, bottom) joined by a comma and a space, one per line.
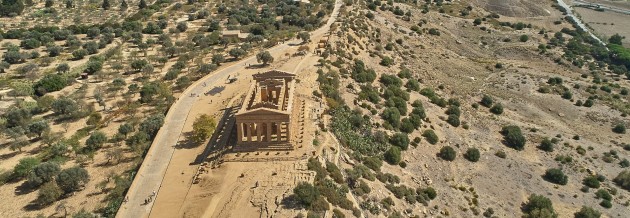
56, 167, 90, 193
36, 182, 63, 206
480, 95, 493, 107
490, 104, 504, 115
583, 175, 600, 188
293, 182, 320, 208
428, 28, 440, 36
363, 157, 382, 171
84, 131, 108, 153
522, 194, 557, 218
573, 206, 600, 218
501, 125, 526, 150
520, 35, 529, 42
595, 189, 612, 201
13, 157, 40, 179
538, 138, 554, 152
446, 114, 460, 127
27, 162, 61, 187
326, 162, 344, 184
379, 56, 394, 66
548, 73, 566, 83
310, 196, 330, 212
562, 91, 573, 100
599, 200, 612, 208
422, 130, 438, 144
389, 133, 409, 150
384, 146, 402, 165
543, 168, 568, 185
439, 146, 456, 161
332, 208, 345, 218
495, 150, 506, 158
613, 124, 626, 134
464, 148, 480, 162
583, 99, 594, 107
419, 187, 437, 199
33, 74, 68, 96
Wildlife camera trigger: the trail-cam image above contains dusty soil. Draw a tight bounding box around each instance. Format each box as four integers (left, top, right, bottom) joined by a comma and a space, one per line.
574, 7, 630, 45
312, 0, 630, 216
473, 0, 554, 17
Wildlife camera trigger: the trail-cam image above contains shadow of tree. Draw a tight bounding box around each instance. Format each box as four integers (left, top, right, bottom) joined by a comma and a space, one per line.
205, 86, 225, 96
280, 194, 302, 210
0, 150, 19, 161
175, 132, 202, 150
15, 181, 37, 196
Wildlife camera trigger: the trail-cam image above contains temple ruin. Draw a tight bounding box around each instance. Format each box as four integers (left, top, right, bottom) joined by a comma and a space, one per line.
234, 70, 296, 151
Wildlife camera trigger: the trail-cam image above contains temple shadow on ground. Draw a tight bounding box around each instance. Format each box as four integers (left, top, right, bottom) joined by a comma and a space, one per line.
192, 105, 239, 165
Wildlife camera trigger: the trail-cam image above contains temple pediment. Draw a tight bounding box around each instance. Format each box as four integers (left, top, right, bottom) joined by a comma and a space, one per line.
236, 107, 290, 116
253, 70, 296, 81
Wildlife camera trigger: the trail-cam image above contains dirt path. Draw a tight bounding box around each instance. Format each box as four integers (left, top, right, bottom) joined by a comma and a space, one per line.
116, 1, 342, 217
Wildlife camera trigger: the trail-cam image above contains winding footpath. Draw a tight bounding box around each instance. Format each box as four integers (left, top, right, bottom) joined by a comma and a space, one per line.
116, 1, 342, 217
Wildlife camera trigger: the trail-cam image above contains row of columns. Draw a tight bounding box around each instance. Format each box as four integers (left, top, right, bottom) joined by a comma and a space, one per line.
237, 121, 290, 143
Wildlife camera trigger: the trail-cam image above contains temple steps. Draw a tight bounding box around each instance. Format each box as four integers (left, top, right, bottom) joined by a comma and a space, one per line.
232, 143, 294, 152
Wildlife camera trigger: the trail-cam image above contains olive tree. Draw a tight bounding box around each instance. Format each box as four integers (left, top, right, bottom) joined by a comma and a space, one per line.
85, 131, 107, 153
229, 48, 246, 60
297, 31, 310, 43
36, 182, 63, 206
256, 51, 274, 66
13, 157, 40, 179
27, 120, 50, 138
51, 97, 79, 117
191, 114, 216, 143
27, 162, 61, 187
56, 167, 90, 193
118, 123, 134, 138
140, 114, 165, 137
211, 53, 225, 65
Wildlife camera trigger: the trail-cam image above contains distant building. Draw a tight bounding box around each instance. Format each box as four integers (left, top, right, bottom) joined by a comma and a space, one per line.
222, 30, 251, 42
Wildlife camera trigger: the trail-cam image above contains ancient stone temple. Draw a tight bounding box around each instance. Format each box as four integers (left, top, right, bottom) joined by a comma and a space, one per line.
234, 70, 296, 150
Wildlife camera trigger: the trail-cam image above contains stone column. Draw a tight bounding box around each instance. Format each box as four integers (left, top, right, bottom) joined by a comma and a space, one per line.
242, 122, 248, 142
237, 122, 243, 143
246, 123, 252, 142
277, 122, 282, 142
285, 122, 290, 142
256, 123, 263, 142
266, 122, 272, 142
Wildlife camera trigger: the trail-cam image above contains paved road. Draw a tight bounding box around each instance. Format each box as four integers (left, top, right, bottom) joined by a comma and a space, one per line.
556, 0, 607, 46
116, 0, 342, 217
573, 0, 630, 15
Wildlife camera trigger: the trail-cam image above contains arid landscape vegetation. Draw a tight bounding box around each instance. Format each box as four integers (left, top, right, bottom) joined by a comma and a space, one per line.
1, 0, 630, 217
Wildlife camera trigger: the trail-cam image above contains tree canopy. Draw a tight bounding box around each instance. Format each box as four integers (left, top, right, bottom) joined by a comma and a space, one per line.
191, 114, 216, 143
